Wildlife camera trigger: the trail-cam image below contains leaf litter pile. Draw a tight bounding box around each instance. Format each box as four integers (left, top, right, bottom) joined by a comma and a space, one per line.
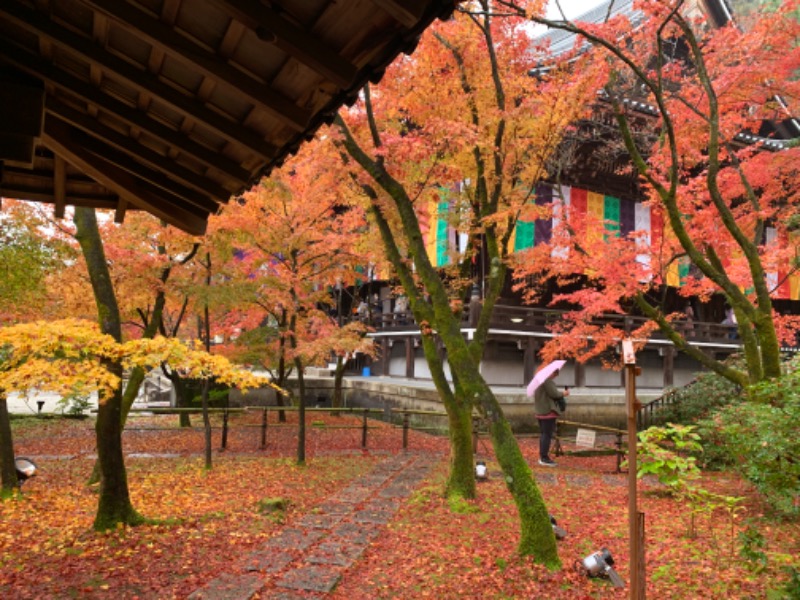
1, 412, 797, 599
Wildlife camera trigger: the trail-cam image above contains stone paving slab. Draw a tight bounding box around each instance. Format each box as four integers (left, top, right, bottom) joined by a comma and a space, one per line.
566, 474, 592, 487
275, 565, 344, 593
306, 540, 367, 567
333, 486, 372, 503
295, 512, 347, 530
316, 500, 355, 514
243, 549, 294, 574
186, 573, 264, 600
328, 522, 382, 545
534, 472, 558, 485
265, 528, 325, 551
189, 452, 441, 599
602, 474, 627, 486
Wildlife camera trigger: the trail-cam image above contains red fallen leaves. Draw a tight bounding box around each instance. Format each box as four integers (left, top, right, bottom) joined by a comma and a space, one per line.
331, 445, 797, 599
4, 415, 797, 599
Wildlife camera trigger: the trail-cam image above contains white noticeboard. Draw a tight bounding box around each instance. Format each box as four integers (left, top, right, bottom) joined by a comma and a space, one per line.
575, 428, 597, 448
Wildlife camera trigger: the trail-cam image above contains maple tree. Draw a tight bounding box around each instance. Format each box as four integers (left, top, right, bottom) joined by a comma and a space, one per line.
209, 142, 376, 464
332, 0, 600, 566
0, 317, 267, 499
0, 200, 72, 324
66, 210, 208, 426
499, 0, 800, 386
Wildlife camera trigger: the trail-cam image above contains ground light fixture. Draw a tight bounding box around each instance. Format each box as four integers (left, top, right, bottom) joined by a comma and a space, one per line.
14, 457, 37, 486
550, 515, 567, 540
475, 460, 487, 480
578, 547, 625, 588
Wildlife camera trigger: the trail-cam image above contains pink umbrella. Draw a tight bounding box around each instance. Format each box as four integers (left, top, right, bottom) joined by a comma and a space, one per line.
526, 360, 566, 397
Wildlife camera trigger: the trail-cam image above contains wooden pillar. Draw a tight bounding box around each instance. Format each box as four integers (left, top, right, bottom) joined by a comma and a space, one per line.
662, 346, 674, 388
523, 339, 539, 385
405, 337, 415, 379
380, 338, 390, 375
574, 360, 586, 388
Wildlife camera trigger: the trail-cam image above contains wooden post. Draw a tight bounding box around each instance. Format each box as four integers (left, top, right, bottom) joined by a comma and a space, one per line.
662, 346, 674, 388
361, 409, 368, 449
260, 408, 268, 450
402, 412, 409, 450
221, 409, 229, 450
574, 360, 586, 388
381, 338, 390, 375
405, 337, 415, 379
623, 339, 644, 600
523, 339, 538, 388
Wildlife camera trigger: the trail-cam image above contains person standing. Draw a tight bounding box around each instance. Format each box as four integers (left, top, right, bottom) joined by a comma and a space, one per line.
534, 369, 569, 467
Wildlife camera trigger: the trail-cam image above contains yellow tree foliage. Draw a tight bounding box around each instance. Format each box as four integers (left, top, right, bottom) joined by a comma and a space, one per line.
0, 319, 282, 400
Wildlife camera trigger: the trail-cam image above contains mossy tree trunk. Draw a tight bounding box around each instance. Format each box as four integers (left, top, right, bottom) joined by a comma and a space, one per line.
0, 393, 19, 498
73, 207, 143, 530
335, 115, 560, 566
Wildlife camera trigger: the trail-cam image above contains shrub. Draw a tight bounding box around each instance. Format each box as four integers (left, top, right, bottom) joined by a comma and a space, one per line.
635, 423, 703, 493
699, 355, 800, 517
654, 356, 745, 426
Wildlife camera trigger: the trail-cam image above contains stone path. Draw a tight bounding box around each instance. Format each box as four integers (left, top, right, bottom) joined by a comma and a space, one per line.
187, 452, 439, 600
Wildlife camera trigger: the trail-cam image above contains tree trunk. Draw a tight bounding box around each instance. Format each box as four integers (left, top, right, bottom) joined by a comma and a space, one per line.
332, 355, 345, 409
441, 319, 560, 566
0, 393, 19, 498
335, 100, 559, 566
201, 379, 212, 469
73, 206, 143, 530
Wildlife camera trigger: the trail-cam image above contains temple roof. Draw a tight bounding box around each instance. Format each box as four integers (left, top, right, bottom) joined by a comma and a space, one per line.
0, 0, 458, 234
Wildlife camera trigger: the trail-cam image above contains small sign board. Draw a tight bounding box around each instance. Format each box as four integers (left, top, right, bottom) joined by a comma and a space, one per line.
622, 339, 636, 365
575, 428, 597, 448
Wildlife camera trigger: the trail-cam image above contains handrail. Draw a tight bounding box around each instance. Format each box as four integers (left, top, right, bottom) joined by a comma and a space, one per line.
635, 381, 694, 431
362, 304, 740, 346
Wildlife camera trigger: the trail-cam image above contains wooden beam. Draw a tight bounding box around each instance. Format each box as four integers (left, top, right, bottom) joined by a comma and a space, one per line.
0, 41, 252, 185
82, 0, 312, 131
47, 99, 231, 202
0, 186, 119, 209
42, 118, 209, 235
53, 154, 66, 218
67, 125, 220, 213
0, 3, 279, 159
369, 0, 427, 28
114, 198, 128, 224
208, 0, 357, 88
405, 337, 415, 379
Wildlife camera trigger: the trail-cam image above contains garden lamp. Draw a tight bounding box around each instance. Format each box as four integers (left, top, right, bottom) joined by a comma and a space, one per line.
475, 460, 487, 480
549, 515, 567, 540
14, 457, 37, 486
579, 547, 625, 588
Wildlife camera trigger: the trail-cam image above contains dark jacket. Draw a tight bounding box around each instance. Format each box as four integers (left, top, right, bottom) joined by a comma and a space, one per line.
533, 379, 564, 416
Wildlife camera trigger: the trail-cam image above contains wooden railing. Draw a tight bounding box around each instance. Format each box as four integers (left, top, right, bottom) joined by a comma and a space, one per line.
362, 303, 740, 346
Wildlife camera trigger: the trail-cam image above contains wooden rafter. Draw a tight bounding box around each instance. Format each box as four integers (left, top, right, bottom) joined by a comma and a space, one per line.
208, 0, 358, 88
43, 118, 209, 235
47, 98, 232, 201
1, 2, 279, 160
0, 0, 457, 233
82, 0, 312, 131
0, 40, 252, 185
53, 154, 66, 219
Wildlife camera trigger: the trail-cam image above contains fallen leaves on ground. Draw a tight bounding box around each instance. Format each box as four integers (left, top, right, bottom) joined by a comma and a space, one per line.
2, 413, 797, 599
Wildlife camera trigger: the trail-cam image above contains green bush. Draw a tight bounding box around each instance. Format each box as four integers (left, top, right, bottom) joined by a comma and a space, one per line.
654, 357, 745, 426
183, 378, 230, 408
635, 423, 703, 493
190, 387, 230, 408
699, 356, 800, 517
